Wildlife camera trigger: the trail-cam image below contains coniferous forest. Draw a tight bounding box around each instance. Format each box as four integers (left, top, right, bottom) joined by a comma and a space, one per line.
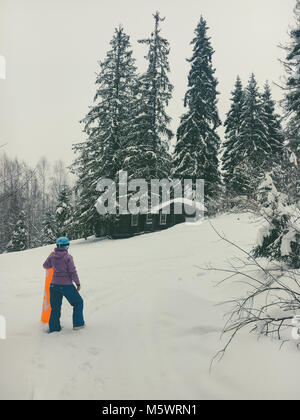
0, 5, 299, 269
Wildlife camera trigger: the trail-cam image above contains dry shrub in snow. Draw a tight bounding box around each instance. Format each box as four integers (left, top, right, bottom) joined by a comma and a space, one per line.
201, 223, 300, 366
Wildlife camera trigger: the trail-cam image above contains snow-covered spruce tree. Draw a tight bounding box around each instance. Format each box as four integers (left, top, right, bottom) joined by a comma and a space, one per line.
72, 26, 137, 235
6, 210, 28, 252
72, 140, 99, 238
281, 0, 300, 197
253, 173, 300, 268
251, 1, 300, 270
55, 186, 72, 237
233, 74, 273, 197
221, 76, 245, 197
261, 82, 285, 162
258, 82, 286, 192
118, 12, 173, 182
41, 210, 57, 245
172, 16, 222, 205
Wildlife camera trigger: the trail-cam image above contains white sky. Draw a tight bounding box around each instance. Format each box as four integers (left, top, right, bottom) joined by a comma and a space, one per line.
0, 0, 296, 167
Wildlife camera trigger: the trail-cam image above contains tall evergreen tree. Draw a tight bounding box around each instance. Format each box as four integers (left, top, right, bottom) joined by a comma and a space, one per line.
239, 74, 267, 164
119, 12, 173, 181
261, 82, 285, 162
55, 186, 72, 237
72, 26, 137, 235
281, 0, 300, 197
222, 76, 285, 198
254, 0, 300, 271
172, 16, 222, 201
6, 210, 28, 252
41, 210, 57, 245
259, 82, 286, 191
231, 74, 270, 196
221, 76, 245, 195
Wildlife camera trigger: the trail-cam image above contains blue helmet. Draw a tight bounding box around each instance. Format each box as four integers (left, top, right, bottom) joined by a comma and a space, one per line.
56, 237, 70, 248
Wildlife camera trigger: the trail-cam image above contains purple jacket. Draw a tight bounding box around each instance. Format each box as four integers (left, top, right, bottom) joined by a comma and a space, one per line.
43, 247, 80, 286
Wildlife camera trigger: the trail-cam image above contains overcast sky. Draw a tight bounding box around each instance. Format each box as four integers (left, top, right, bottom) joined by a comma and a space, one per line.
0, 0, 296, 167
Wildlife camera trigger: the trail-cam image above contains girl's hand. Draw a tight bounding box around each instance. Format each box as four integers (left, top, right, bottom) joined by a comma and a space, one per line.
77, 285, 81, 291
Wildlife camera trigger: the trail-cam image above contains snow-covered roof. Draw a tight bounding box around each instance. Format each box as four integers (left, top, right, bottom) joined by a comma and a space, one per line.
149, 197, 206, 214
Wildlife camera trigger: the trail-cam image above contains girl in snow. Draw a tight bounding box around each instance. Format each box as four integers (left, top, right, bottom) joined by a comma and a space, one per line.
43, 237, 85, 333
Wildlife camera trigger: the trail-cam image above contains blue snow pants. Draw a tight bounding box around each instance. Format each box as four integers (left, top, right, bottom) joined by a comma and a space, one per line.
49, 284, 84, 332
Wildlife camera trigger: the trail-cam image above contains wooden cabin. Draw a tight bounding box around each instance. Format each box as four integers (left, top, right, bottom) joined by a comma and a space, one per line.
95, 198, 205, 239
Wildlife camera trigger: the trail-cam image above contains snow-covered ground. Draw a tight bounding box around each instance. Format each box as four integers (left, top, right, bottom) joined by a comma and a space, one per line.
0, 213, 300, 400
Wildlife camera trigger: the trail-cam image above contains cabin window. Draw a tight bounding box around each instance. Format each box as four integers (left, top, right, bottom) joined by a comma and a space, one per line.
146, 214, 152, 224
131, 214, 139, 227
160, 213, 167, 225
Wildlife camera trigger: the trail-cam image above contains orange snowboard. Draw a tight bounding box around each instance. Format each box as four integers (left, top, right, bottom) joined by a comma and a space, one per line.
41, 268, 53, 323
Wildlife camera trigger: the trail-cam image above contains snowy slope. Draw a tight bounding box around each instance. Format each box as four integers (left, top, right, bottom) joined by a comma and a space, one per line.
0, 213, 300, 400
